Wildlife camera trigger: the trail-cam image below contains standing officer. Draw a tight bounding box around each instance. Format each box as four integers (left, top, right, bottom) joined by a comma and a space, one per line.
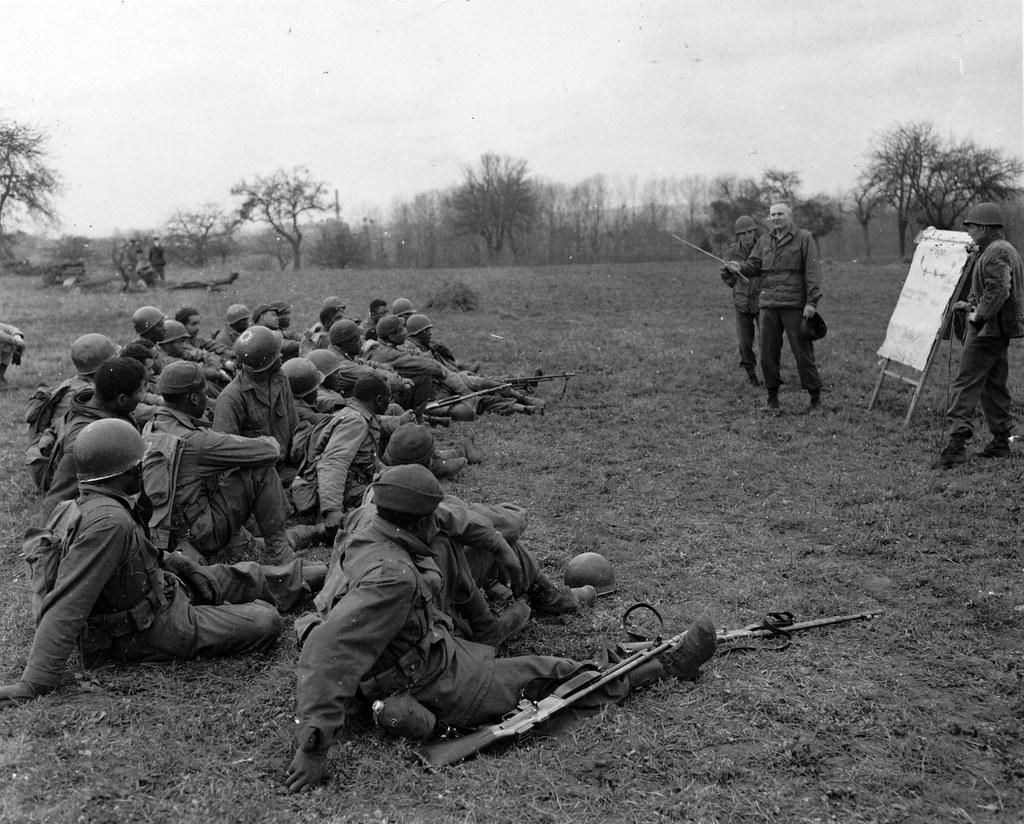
727, 202, 823, 413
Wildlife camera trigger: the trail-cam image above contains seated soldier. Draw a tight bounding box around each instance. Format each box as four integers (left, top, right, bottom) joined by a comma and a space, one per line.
326, 319, 413, 406
361, 297, 389, 345
300, 296, 345, 357
145, 361, 299, 565
403, 314, 543, 416
290, 376, 412, 536
367, 315, 471, 411
157, 320, 232, 398
305, 349, 348, 412
0, 320, 26, 387
287, 465, 716, 792
129, 306, 169, 377
379, 424, 592, 614
41, 358, 147, 518
0, 419, 326, 710
175, 305, 234, 361
213, 304, 251, 350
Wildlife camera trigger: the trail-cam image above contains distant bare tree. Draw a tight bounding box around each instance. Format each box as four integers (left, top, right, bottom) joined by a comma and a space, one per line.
795, 194, 844, 245
864, 122, 940, 257
707, 175, 764, 251
0, 118, 61, 249
232, 166, 330, 270
448, 153, 537, 264
761, 168, 802, 207
166, 204, 239, 266
914, 138, 1023, 229
849, 177, 886, 260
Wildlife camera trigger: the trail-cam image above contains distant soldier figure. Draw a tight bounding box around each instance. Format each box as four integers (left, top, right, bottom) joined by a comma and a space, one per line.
721, 215, 763, 386
213, 304, 251, 350
300, 297, 346, 357
148, 236, 167, 282
361, 297, 389, 344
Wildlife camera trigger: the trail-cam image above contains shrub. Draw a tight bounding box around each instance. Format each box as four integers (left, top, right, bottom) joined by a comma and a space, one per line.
424, 280, 480, 312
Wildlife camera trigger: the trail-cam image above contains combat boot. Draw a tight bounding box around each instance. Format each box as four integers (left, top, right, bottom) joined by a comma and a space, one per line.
979, 434, 1012, 458
527, 573, 596, 615
430, 455, 467, 479
765, 390, 780, 416
661, 617, 717, 681
937, 432, 970, 468
807, 391, 822, 413
746, 370, 762, 387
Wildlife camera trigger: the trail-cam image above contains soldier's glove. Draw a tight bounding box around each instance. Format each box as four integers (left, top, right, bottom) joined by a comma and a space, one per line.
0, 680, 49, 708
163, 551, 223, 605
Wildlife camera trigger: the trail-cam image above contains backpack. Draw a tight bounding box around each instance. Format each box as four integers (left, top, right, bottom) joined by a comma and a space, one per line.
22, 499, 82, 623
24, 380, 74, 491
290, 413, 347, 516
140, 427, 186, 551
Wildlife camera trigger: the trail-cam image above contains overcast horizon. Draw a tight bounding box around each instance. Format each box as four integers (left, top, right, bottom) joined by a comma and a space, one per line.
2, 0, 1021, 238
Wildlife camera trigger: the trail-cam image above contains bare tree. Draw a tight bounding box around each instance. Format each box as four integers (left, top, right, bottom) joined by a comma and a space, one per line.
914, 138, 1023, 229
166, 203, 239, 266
232, 166, 330, 270
849, 176, 886, 260
795, 194, 844, 245
448, 153, 537, 264
761, 168, 802, 207
0, 118, 61, 248
864, 122, 940, 257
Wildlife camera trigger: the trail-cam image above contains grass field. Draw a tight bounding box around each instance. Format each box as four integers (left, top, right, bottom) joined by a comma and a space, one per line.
1, 259, 1022, 823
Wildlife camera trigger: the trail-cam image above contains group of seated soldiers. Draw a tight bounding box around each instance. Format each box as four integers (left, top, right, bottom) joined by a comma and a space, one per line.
3, 293, 717, 792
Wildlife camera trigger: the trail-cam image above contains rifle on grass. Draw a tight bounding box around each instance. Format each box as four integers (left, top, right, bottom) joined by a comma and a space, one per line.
414, 607, 882, 768
491, 371, 576, 396
423, 383, 513, 414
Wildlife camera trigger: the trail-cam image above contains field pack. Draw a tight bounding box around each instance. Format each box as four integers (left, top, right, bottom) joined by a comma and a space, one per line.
23, 380, 75, 490
22, 499, 82, 623
140, 428, 186, 551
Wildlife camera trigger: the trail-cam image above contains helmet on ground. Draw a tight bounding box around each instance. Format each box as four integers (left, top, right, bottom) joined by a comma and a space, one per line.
734, 215, 757, 234
75, 419, 145, 483
963, 202, 1004, 227
329, 319, 362, 348
226, 304, 251, 325
564, 552, 616, 594
391, 297, 415, 318
282, 357, 324, 396
158, 361, 205, 395
160, 319, 190, 344
71, 333, 118, 376
383, 424, 434, 467
306, 348, 343, 378
373, 464, 444, 515
234, 326, 283, 372
448, 402, 476, 422
376, 315, 405, 340
800, 312, 828, 341
405, 314, 434, 337
132, 306, 165, 335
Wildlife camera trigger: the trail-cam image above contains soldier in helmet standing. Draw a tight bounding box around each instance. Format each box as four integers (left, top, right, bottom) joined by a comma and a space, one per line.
938, 202, 1024, 467
0, 419, 326, 709
721, 215, 763, 386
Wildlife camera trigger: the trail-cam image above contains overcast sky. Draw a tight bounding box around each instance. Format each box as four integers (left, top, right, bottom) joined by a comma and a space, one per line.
2, 0, 1021, 237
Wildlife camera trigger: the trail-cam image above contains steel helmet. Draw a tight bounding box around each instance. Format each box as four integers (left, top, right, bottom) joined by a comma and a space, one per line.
132, 306, 166, 335
234, 326, 283, 372
376, 315, 405, 340
405, 314, 434, 337
329, 319, 362, 348
160, 319, 190, 344
71, 333, 118, 376
282, 357, 324, 397
158, 361, 205, 395
800, 311, 828, 341
564, 552, 616, 594
321, 295, 345, 311
306, 348, 344, 378
734, 215, 757, 234
383, 424, 434, 467
226, 304, 251, 325
391, 297, 415, 318
75, 419, 145, 483
373, 464, 444, 515
448, 402, 476, 422
963, 202, 1005, 227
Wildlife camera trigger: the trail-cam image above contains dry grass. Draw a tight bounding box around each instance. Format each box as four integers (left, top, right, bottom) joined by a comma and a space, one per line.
1, 260, 1022, 822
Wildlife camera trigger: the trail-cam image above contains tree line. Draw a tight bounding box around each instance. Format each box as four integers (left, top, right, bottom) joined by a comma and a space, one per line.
1, 117, 1020, 273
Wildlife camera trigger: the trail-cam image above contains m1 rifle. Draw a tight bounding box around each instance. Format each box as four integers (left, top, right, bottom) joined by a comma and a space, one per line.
491, 371, 576, 396
414, 608, 881, 768
422, 383, 513, 415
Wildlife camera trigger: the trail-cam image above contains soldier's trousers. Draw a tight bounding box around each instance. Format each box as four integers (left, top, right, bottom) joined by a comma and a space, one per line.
196, 464, 292, 562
